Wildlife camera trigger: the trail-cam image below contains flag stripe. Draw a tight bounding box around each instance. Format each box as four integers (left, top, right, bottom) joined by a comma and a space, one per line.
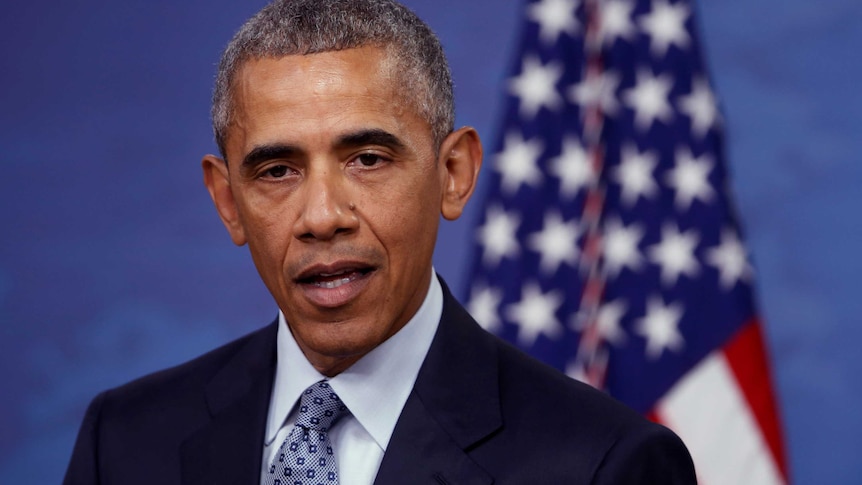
724, 319, 789, 479
655, 350, 783, 484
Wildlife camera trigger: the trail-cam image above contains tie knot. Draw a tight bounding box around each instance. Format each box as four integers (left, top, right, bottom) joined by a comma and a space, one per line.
295, 380, 349, 432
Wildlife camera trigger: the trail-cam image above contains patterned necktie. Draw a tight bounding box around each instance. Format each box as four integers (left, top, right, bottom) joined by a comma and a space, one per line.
264, 380, 349, 485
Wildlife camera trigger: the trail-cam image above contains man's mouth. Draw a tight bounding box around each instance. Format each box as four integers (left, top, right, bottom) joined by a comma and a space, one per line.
296, 263, 376, 288
294, 264, 376, 308
303, 268, 370, 289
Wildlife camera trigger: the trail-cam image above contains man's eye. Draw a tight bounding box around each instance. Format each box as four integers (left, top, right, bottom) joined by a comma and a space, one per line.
356, 153, 385, 167
265, 165, 289, 178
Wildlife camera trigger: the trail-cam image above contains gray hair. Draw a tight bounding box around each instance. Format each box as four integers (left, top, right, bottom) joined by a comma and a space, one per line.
211, 0, 455, 159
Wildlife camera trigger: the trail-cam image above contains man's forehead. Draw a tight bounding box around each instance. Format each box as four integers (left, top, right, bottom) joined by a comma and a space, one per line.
231, 48, 421, 115
222, 47, 433, 161
236, 45, 393, 85
229, 47, 405, 116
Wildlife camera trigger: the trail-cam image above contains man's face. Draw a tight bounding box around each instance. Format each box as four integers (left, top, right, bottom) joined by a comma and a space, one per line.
203, 46, 479, 375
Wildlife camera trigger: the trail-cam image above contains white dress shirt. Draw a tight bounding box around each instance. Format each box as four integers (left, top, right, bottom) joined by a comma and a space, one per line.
260, 272, 443, 485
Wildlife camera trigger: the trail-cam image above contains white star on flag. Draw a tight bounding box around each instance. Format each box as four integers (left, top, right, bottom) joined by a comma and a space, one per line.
622, 68, 675, 131
706, 228, 753, 289
600, 0, 637, 45
476, 204, 520, 267
613, 143, 659, 206
505, 282, 565, 346
602, 217, 645, 277
666, 146, 715, 211
636, 296, 685, 360
678, 77, 719, 138
549, 137, 593, 199
527, 211, 581, 274
528, 0, 580, 44
508, 55, 564, 119
638, 0, 691, 57
568, 71, 621, 117
467, 284, 504, 332
647, 223, 700, 286
594, 298, 629, 346
495, 131, 544, 194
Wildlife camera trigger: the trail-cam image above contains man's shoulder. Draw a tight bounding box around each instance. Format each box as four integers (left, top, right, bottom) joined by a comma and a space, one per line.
100, 320, 277, 410
64, 321, 279, 483
493, 336, 646, 430
438, 282, 653, 435
478, 335, 695, 481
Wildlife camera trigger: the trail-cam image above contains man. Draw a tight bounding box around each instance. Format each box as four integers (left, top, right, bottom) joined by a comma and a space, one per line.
65, 0, 696, 483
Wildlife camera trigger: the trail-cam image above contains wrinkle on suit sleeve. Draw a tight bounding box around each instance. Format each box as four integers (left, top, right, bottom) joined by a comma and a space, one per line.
592, 421, 697, 484
64, 390, 108, 485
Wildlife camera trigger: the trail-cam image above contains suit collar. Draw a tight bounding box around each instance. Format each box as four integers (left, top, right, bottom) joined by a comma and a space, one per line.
374, 278, 501, 484
180, 320, 278, 485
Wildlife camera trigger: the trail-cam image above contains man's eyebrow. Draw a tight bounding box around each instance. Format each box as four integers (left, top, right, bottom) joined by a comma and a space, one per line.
238, 130, 404, 168
335, 129, 407, 151
241, 144, 300, 169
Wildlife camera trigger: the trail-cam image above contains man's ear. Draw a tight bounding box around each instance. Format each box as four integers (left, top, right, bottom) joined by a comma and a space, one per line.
439, 126, 483, 221
202, 154, 248, 246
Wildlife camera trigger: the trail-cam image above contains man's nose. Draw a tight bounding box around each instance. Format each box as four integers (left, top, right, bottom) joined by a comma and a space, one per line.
292, 166, 359, 241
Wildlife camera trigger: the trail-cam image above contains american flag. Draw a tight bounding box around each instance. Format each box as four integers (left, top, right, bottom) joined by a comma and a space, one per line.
463, 0, 788, 482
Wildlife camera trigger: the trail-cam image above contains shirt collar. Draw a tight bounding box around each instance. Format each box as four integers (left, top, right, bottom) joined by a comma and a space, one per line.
265, 271, 443, 451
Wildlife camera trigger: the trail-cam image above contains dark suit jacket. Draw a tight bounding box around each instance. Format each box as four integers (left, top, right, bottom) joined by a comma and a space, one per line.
64, 280, 696, 484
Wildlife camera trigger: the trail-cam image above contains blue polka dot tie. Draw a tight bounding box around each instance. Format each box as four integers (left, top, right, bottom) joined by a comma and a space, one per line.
264, 380, 349, 485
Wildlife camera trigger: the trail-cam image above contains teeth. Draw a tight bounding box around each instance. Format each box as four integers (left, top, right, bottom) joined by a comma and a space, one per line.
314, 277, 354, 289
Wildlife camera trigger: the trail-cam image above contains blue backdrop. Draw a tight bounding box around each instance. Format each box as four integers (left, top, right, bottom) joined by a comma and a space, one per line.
1, 0, 860, 483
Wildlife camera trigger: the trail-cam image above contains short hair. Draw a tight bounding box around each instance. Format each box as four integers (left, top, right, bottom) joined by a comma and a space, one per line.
211, 0, 455, 159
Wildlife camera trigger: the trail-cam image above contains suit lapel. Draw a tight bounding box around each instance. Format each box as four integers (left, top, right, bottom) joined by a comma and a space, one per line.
180, 321, 278, 485
374, 279, 501, 485
373, 395, 493, 485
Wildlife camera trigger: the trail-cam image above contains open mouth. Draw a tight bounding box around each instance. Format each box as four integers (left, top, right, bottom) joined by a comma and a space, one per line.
296, 266, 375, 289
293, 259, 379, 308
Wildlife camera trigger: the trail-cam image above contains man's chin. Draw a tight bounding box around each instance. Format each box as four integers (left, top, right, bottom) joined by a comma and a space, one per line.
295, 334, 381, 376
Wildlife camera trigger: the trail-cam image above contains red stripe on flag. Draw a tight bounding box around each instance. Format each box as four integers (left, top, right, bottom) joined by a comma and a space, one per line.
723, 319, 789, 480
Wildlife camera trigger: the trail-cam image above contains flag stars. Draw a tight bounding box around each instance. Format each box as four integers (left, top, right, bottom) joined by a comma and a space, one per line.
509, 55, 564, 119
477, 205, 520, 267
613, 144, 659, 205
647, 223, 700, 286
528, 0, 580, 45
549, 137, 593, 199
602, 217, 645, 277
638, 0, 691, 57
467, 284, 504, 332
678, 78, 719, 138
595, 298, 629, 346
600, 0, 637, 45
527, 211, 581, 274
568, 71, 621, 117
706, 228, 753, 289
495, 131, 544, 194
622, 69, 675, 131
636, 296, 685, 360
505, 282, 565, 346
666, 147, 715, 211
